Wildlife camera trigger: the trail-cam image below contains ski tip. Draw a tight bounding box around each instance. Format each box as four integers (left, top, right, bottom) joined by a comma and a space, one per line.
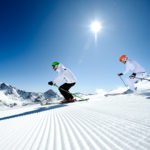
77, 98, 89, 101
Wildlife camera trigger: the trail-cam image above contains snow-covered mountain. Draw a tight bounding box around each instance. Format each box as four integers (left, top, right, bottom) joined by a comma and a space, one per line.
0, 82, 59, 108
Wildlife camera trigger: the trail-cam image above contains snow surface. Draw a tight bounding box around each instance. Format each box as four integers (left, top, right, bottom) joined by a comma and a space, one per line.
0, 79, 150, 150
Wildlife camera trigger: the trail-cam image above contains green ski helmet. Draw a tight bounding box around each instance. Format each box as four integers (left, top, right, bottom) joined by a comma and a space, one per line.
52, 61, 59, 66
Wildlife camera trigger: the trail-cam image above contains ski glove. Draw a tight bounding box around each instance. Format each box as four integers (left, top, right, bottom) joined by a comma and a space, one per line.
129, 73, 136, 79
48, 81, 53, 86
118, 73, 123, 76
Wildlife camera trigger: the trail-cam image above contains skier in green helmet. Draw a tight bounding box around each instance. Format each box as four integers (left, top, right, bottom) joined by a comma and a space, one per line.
51, 61, 59, 71
48, 62, 77, 103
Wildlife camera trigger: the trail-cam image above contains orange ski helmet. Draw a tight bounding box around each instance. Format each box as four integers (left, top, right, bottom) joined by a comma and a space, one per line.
119, 55, 128, 62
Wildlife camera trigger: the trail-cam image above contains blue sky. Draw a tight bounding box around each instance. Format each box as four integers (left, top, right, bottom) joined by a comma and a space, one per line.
0, 0, 150, 93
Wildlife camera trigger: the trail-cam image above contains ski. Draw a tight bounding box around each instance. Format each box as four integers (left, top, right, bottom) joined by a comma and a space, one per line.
40, 98, 89, 106
105, 92, 133, 97
76, 98, 89, 102
105, 93, 127, 97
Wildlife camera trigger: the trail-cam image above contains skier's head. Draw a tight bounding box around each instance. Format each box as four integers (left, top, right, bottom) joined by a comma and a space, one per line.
52, 61, 59, 71
119, 55, 128, 64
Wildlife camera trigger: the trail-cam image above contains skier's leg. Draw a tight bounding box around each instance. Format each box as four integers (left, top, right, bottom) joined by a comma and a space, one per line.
59, 83, 68, 100
126, 77, 138, 91
64, 83, 75, 100
126, 72, 147, 91
59, 83, 75, 101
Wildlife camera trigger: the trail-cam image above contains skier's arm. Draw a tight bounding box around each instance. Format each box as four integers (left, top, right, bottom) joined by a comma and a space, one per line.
123, 66, 130, 75
123, 62, 135, 75
53, 73, 64, 84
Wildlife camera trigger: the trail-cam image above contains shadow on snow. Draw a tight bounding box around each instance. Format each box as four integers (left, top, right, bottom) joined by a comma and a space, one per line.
0, 104, 67, 121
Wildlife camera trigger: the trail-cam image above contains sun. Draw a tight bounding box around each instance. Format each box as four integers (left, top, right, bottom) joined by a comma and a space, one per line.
90, 21, 102, 41
90, 21, 102, 33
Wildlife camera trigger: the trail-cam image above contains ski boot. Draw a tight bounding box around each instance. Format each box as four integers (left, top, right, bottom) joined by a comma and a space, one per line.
67, 98, 76, 103
123, 89, 134, 94
60, 99, 68, 103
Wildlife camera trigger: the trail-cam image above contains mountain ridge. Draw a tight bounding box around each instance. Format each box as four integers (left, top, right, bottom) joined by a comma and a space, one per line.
0, 82, 59, 108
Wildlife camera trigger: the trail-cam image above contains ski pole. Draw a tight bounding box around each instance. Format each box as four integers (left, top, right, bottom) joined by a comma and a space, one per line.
53, 84, 87, 101
119, 76, 128, 89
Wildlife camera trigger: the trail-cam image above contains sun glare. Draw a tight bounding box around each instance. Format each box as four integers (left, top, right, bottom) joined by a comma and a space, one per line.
90, 21, 102, 41
90, 21, 102, 33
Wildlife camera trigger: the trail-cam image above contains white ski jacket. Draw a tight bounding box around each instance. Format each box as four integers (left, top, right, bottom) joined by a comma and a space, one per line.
123, 59, 146, 75
53, 64, 77, 84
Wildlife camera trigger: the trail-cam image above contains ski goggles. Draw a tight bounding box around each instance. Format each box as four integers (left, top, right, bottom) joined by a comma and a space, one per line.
52, 65, 58, 70
120, 57, 127, 62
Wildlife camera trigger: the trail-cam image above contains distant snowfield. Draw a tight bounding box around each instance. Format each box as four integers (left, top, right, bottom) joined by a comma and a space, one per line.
0, 80, 150, 150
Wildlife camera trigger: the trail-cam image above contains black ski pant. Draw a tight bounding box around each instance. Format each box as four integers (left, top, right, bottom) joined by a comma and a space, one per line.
59, 83, 76, 100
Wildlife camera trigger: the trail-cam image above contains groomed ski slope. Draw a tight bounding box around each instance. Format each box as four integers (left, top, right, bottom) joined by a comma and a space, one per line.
0, 91, 150, 150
